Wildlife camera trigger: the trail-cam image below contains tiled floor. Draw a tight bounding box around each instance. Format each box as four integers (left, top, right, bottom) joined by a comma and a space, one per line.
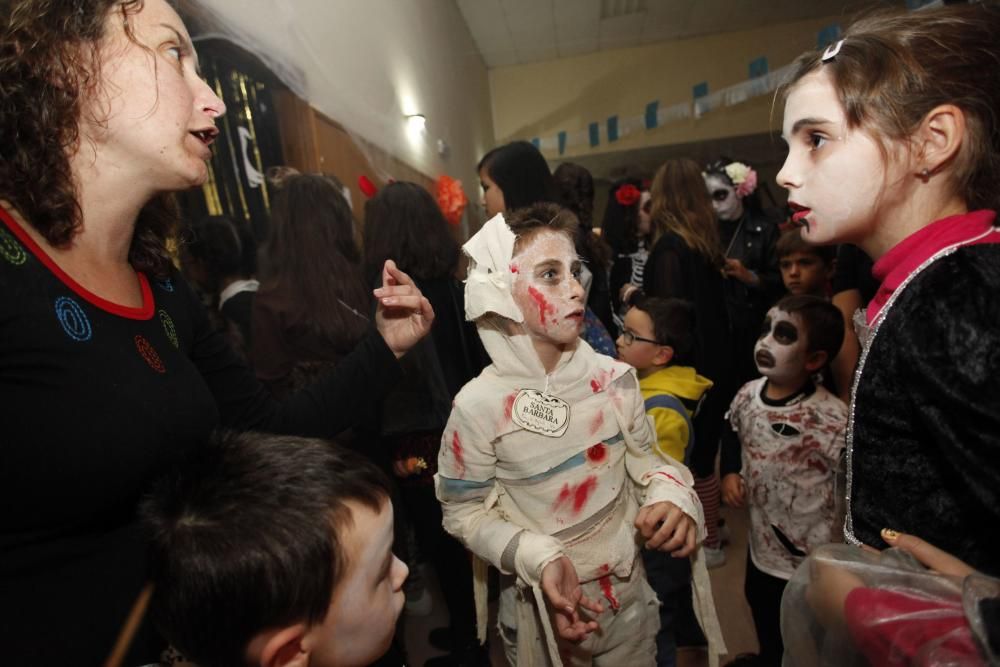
402, 504, 759, 666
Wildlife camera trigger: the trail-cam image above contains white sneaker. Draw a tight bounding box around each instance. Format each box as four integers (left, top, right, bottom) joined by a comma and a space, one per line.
703, 545, 726, 569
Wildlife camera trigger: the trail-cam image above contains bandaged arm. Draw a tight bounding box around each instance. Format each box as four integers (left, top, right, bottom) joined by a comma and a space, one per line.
619, 376, 706, 540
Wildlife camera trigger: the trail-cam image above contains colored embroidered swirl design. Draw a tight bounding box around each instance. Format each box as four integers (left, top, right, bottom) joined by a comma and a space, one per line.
135, 335, 165, 373
156, 278, 175, 292
54, 296, 92, 341
159, 309, 178, 348
0, 229, 27, 265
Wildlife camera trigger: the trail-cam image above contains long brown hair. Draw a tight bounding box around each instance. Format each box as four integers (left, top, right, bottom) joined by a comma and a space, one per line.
649, 159, 725, 268
782, 4, 1000, 211
260, 171, 370, 347
0, 0, 176, 277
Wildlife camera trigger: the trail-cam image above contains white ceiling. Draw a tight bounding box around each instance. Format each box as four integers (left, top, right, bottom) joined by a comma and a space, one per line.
456, 0, 881, 68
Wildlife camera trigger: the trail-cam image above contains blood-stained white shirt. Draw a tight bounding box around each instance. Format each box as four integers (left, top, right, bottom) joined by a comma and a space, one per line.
728, 377, 847, 579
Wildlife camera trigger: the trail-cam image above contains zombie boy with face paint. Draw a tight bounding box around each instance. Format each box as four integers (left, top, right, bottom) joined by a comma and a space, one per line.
436, 204, 726, 667
719, 295, 847, 667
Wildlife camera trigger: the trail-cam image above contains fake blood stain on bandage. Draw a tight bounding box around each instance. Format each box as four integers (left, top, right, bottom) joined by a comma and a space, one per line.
552, 475, 598, 514
589, 410, 604, 436
503, 392, 517, 422
527, 286, 556, 325
586, 444, 607, 464
597, 564, 620, 611
451, 431, 465, 478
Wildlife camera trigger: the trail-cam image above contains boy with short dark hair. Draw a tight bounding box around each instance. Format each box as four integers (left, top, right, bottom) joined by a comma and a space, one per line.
616, 296, 716, 667
616, 296, 710, 466
720, 295, 847, 667
775, 229, 835, 298
142, 432, 408, 667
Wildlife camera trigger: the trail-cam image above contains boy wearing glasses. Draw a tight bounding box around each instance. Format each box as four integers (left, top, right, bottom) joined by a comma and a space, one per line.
616, 296, 715, 667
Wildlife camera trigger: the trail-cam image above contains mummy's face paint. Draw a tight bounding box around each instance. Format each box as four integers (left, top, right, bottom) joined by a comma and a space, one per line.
637, 190, 653, 235
754, 308, 809, 385
510, 230, 585, 347
704, 174, 743, 222
776, 69, 896, 246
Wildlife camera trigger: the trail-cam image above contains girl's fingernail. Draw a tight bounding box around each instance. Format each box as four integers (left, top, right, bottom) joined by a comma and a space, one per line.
881, 528, 899, 541
382, 297, 396, 305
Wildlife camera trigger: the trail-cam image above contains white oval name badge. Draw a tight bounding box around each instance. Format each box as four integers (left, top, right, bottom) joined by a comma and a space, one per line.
511, 389, 570, 438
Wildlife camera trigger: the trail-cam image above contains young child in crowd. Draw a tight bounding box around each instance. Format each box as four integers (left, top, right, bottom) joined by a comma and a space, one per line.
720, 295, 847, 667
142, 432, 408, 667
616, 296, 716, 667
775, 229, 835, 298
436, 204, 724, 666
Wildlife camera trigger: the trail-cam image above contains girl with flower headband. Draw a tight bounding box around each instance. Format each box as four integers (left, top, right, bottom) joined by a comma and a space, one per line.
774, 5, 1000, 665
703, 157, 783, 388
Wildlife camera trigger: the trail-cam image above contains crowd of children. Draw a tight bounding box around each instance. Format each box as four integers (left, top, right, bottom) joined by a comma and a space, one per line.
3, 1, 998, 666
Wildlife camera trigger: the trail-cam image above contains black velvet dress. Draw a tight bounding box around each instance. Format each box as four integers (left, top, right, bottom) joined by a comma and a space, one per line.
847, 227, 1000, 576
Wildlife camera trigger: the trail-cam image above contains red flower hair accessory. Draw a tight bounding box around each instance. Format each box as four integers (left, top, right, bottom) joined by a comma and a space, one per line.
615, 184, 641, 206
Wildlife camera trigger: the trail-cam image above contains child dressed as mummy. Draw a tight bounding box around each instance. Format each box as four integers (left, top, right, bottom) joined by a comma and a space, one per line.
435, 203, 724, 666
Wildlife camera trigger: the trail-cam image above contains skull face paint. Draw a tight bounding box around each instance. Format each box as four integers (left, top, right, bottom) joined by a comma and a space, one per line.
754, 307, 809, 386
704, 173, 743, 222
510, 230, 585, 347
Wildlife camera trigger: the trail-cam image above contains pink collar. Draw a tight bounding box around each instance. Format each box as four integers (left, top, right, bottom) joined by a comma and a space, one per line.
867, 210, 998, 325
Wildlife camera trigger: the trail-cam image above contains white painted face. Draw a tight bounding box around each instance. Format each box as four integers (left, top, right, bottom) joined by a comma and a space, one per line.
704, 174, 743, 222
776, 69, 900, 246
84, 0, 226, 193
637, 190, 652, 235
510, 230, 585, 347
754, 307, 809, 385
305, 499, 408, 667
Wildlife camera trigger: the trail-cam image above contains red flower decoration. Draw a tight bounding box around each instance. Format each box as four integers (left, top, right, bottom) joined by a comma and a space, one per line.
435, 174, 468, 226
615, 184, 641, 206
358, 174, 378, 198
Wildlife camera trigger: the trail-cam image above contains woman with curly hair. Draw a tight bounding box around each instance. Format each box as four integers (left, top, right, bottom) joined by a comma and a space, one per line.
0, 1, 432, 663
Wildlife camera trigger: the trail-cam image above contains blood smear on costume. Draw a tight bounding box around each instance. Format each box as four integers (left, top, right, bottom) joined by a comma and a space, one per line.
503, 392, 517, 422
451, 431, 466, 478
586, 443, 607, 464
589, 410, 605, 436
598, 574, 621, 610
552, 475, 598, 515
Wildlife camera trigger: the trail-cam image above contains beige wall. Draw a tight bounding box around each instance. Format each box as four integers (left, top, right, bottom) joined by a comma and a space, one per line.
490, 16, 843, 158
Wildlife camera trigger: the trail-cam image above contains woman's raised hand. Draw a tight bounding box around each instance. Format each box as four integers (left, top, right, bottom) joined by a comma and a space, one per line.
373, 260, 434, 358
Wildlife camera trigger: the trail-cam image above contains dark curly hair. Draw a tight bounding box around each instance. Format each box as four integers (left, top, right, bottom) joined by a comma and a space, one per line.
1, 0, 177, 277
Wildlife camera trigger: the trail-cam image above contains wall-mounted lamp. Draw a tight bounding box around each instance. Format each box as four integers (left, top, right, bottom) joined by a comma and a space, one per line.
405, 113, 426, 132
